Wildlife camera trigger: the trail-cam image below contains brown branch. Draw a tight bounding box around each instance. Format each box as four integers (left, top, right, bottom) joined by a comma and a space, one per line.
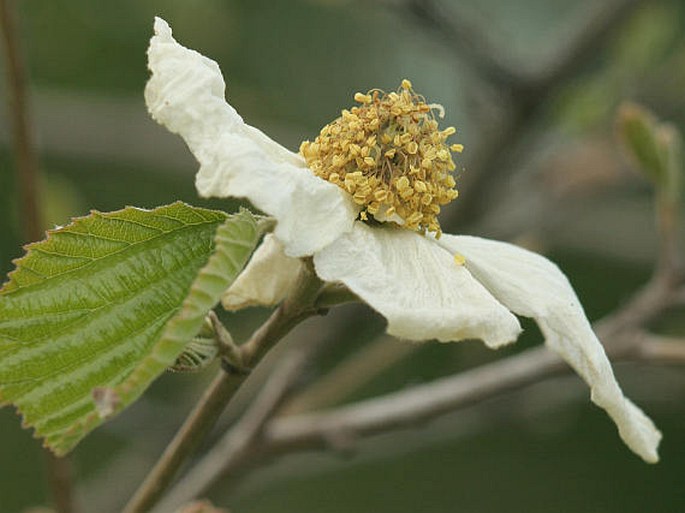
399, 0, 527, 88
265, 346, 563, 452
264, 329, 685, 455
0, 0, 42, 242
121, 264, 324, 513
424, 0, 645, 228
0, 3, 77, 513
635, 335, 685, 366
281, 335, 416, 415
44, 451, 77, 513
654, 194, 683, 281
149, 347, 312, 513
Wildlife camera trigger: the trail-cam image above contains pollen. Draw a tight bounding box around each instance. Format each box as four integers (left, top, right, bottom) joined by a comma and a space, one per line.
300, 80, 462, 236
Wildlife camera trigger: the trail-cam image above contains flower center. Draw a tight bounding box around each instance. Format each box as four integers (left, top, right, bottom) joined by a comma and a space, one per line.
300, 79, 462, 237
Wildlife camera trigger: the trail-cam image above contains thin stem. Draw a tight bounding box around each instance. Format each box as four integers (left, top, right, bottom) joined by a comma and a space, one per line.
282, 335, 416, 415
263, 330, 685, 454
0, 0, 42, 242
265, 346, 564, 452
122, 264, 323, 513
655, 193, 682, 281
121, 371, 244, 513
0, 3, 76, 513
45, 451, 77, 513
150, 348, 311, 513
636, 335, 685, 366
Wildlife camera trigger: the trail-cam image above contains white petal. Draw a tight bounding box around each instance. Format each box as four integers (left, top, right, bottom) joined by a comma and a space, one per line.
439, 235, 662, 462
222, 234, 303, 311
145, 18, 357, 257
313, 224, 521, 347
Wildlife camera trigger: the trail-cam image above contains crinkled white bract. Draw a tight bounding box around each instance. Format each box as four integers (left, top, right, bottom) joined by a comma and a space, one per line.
222, 234, 304, 311
314, 224, 521, 347
437, 235, 662, 462
145, 18, 358, 258
145, 17, 661, 463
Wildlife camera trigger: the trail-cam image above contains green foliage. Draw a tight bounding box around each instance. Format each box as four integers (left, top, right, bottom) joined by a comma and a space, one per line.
0, 202, 261, 455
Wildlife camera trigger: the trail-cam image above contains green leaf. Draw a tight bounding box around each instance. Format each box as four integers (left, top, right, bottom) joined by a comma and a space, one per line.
0, 202, 262, 455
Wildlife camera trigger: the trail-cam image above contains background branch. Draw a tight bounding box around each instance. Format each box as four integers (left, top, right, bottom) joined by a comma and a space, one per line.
281, 335, 415, 415
0, 2, 76, 513
0, 0, 41, 242
150, 347, 312, 513
636, 335, 685, 365
431, 0, 645, 228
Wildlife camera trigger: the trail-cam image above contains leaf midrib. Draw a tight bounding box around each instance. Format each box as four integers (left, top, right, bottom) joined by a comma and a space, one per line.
2, 214, 225, 296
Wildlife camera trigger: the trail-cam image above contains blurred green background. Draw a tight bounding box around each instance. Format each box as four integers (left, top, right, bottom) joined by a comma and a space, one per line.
1, 0, 684, 512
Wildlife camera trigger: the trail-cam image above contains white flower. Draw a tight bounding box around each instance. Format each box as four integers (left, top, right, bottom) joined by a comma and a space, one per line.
145, 17, 661, 462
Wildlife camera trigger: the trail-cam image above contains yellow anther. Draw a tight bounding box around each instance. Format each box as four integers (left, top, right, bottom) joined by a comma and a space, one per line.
374, 189, 388, 202
406, 211, 423, 226
399, 188, 414, 200
354, 92, 372, 104
453, 253, 466, 266
358, 185, 373, 197
414, 180, 427, 193
299, 80, 462, 236
437, 149, 450, 161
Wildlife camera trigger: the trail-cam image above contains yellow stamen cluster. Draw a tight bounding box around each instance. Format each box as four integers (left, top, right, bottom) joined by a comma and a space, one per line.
300, 79, 462, 237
